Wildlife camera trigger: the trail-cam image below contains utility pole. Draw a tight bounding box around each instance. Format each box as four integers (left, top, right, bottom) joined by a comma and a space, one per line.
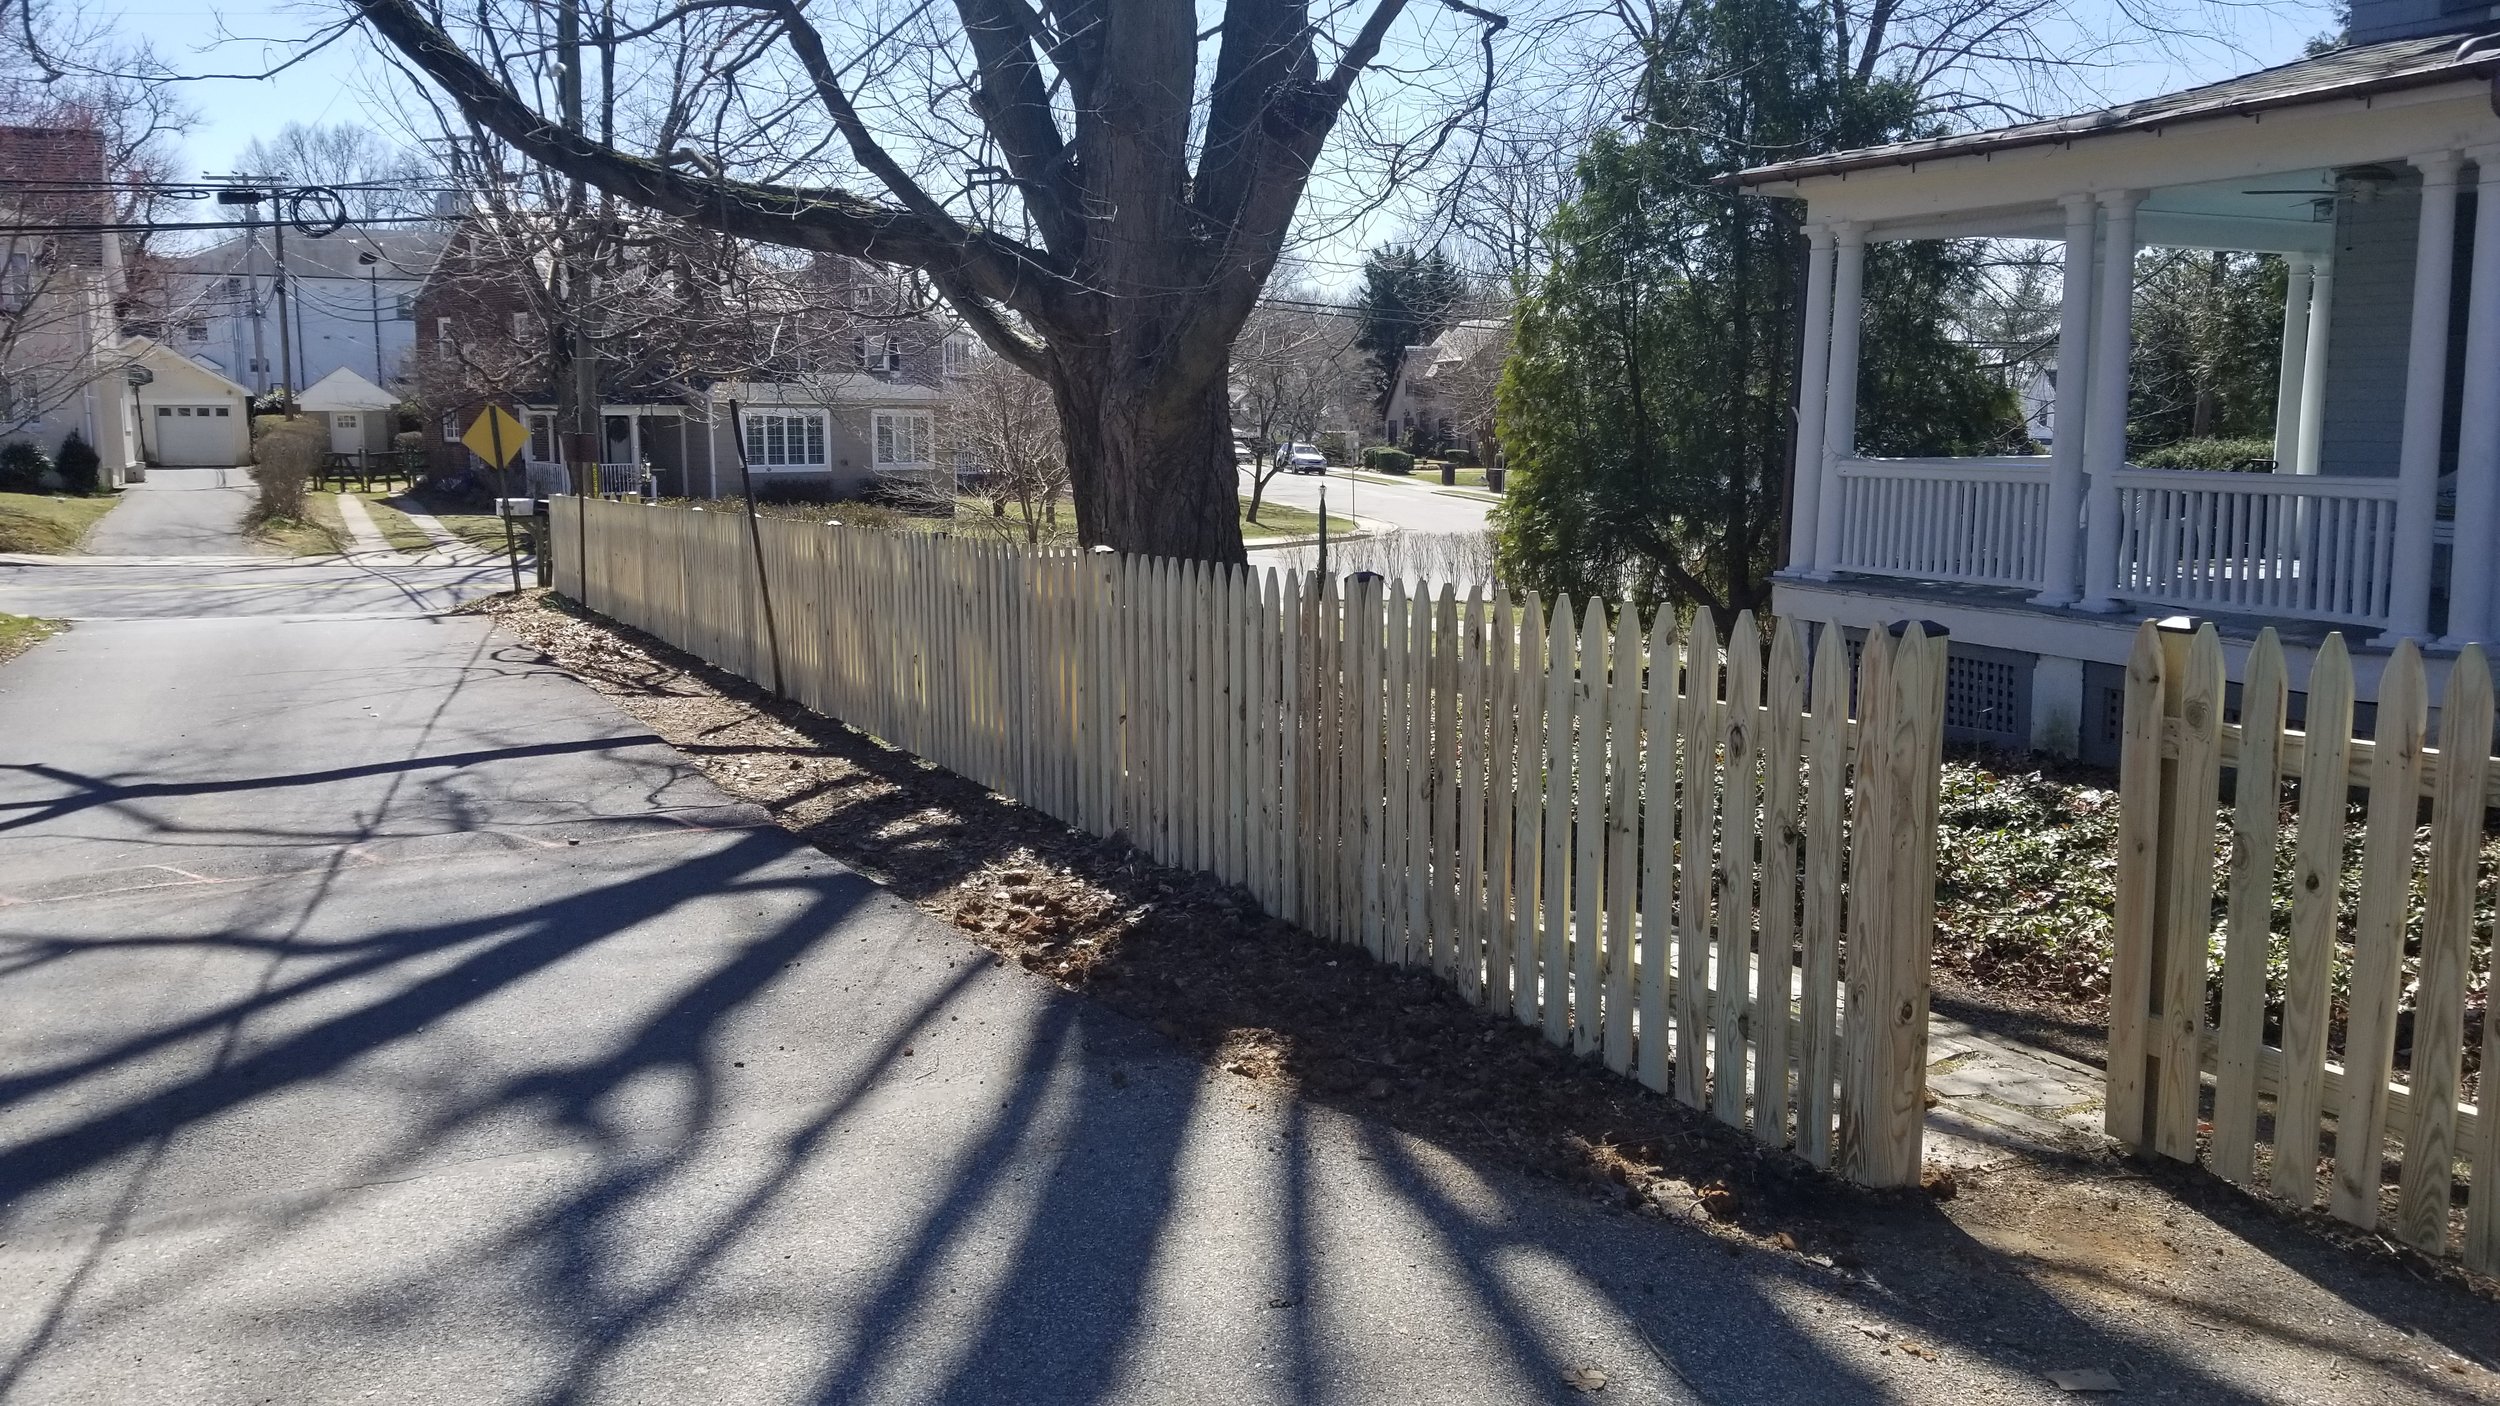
557, 0, 599, 475
213, 174, 296, 415
360, 248, 384, 387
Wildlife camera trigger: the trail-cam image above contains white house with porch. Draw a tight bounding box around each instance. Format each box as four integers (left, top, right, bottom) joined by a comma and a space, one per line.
1741, 3, 2500, 760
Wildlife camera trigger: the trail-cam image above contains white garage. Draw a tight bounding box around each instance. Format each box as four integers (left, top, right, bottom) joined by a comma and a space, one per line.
126, 338, 252, 467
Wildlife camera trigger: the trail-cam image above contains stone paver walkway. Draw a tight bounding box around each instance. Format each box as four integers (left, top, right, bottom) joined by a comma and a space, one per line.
1924, 1017, 2110, 1170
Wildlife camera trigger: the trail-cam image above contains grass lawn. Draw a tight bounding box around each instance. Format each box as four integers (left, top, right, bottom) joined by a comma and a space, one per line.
403, 497, 519, 553
1238, 497, 1356, 540
0, 491, 118, 554
252, 492, 350, 556
0, 611, 62, 665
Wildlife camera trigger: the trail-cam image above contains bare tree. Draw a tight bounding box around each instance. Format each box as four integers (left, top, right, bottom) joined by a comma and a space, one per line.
341, 0, 1513, 562
946, 352, 1069, 544
237, 121, 435, 221
1233, 298, 1363, 523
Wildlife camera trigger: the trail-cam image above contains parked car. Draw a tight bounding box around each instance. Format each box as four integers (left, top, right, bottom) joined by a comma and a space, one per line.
1279, 442, 1328, 474
1232, 438, 1254, 464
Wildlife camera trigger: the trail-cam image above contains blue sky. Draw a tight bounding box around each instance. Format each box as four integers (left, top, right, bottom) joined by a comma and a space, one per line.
133, 0, 2345, 175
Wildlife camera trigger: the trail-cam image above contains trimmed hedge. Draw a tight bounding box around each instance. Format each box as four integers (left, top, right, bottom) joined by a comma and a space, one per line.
55, 432, 99, 495
1364, 446, 1415, 475
2131, 436, 2275, 472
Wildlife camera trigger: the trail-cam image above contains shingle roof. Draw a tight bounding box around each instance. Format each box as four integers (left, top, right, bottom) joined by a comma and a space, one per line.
1735, 31, 2500, 187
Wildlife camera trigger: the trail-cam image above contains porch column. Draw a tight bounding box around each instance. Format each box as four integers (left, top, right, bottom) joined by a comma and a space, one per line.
2078, 190, 2142, 612
2385, 149, 2463, 643
2271, 255, 2313, 467
2442, 145, 2500, 646
2294, 258, 2334, 474
2033, 194, 2097, 606
1787, 222, 1837, 574
1810, 221, 1867, 576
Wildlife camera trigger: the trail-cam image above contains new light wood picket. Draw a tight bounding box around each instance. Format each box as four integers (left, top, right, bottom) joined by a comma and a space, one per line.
2115, 618, 2499, 1269
552, 497, 1946, 1187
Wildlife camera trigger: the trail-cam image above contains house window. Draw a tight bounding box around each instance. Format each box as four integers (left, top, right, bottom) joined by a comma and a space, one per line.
214, 407, 229, 417
527, 411, 556, 462
873, 409, 933, 469
224, 276, 244, 294
184, 320, 209, 343
441, 411, 459, 443
336, 413, 359, 431
510, 311, 534, 342
741, 410, 827, 468
854, 334, 901, 373
942, 336, 970, 377
436, 317, 454, 350
395, 294, 415, 320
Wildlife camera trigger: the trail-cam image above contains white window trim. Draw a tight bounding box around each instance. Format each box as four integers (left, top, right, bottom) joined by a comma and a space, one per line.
872, 408, 934, 471
740, 408, 830, 471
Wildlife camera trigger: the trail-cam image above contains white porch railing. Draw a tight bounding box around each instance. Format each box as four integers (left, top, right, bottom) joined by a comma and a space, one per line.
1832, 456, 2051, 590
2108, 469, 2398, 626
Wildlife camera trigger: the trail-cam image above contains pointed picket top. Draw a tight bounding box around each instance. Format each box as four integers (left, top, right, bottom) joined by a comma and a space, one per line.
2332, 636, 2429, 1226
2211, 625, 2288, 1187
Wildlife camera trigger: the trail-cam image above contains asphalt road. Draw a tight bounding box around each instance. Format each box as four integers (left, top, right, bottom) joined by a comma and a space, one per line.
0, 597, 1759, 1406
1239, 464, 1495, 539
0, 555, 511, 620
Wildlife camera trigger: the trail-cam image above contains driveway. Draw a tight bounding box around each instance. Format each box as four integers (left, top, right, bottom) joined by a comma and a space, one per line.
82, 467, 262, 557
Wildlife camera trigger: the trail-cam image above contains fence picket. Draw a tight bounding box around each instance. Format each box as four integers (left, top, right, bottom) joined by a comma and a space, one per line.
2332, 641, 2427, 1227
1434, 586, 1463, 984
1388, 581, 1418, 963
1542, 594, 1577, 1047
1486, 593, 1517, 1015
1459, 588, 1489, 1003
1602, 605, 1641, 1076
2153, 626, 2225, 1163
1510, 593, 1546, 1029
2107, 622, 2168, 1148
1715, 614, 1763, 1126
1756, 620, 1807, 1145
1637, 615, 1678, 1095
2397, 645, 2491, 1252
1570, 599, 1608, 1058
2211, 629, 2286, 1188
2274, 633, 2353, 1207
1798, 630, 1849, 1167
1674, 626, 1721, 1109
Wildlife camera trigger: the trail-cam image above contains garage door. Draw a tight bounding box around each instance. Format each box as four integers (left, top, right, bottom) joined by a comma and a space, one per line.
153, 403, 238, 466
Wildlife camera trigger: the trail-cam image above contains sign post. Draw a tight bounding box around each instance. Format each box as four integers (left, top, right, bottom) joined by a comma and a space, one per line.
462, 404, 529, 594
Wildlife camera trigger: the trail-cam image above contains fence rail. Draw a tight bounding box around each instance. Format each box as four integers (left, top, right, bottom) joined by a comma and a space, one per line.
553, 497, 1948, 1186
2108, 469, 2399, 626
2115, 620, 2497, 1272
1832, 456, 2051, 590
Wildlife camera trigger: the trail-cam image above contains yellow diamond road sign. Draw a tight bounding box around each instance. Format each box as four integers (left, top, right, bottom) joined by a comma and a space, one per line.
461, 405, 528, 467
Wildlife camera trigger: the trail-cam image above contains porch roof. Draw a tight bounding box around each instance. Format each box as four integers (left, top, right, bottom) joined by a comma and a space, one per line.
1733, 32, 2500, 188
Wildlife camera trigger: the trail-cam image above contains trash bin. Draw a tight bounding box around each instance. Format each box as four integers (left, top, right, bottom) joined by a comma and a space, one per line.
1484, 466, 1506, 492
1440, 463, 1457, 486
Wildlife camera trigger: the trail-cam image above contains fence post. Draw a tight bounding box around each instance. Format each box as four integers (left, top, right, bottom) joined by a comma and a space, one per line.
2109, 616, 2224, 1153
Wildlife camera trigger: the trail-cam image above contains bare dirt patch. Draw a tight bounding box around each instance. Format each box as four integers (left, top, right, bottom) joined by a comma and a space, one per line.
476, 588, 2500, 1399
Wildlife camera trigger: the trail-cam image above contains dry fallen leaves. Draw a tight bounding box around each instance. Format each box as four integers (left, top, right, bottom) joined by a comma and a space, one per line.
1561, 1366, 1609, 1393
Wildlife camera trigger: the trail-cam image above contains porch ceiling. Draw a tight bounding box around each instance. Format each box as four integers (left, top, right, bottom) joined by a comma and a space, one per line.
1863, 170, 2342, 253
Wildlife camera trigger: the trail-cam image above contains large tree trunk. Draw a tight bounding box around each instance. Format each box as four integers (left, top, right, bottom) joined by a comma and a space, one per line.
1050, 353, 1246, 562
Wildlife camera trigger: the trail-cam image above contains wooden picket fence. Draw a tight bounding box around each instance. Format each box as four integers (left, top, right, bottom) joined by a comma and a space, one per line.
551, 497, 1948, 1186
2115, 619, 2497, 1271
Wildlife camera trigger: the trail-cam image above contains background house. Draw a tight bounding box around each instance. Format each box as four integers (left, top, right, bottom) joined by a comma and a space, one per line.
1382, 318, 1509, 456
412, 231, 975, 497
161, 225, 446, 396
298, 367, 399, 460
124, 336, 251, 467
0, 123, 142, 485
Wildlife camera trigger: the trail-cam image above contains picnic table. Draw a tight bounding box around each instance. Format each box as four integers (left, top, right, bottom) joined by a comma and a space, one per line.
316, 451, 419, 494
